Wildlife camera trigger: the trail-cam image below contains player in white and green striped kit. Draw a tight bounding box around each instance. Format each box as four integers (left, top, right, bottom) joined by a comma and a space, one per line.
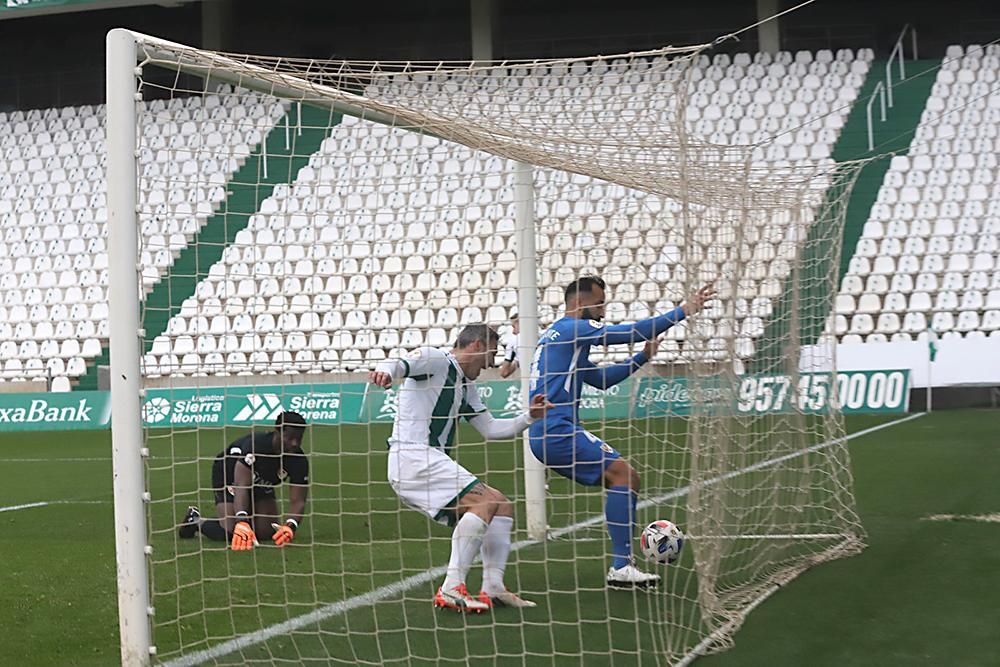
369, 324, 552, 612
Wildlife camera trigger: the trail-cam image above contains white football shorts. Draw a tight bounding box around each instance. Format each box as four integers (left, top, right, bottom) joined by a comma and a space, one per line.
387, 444, 480, 526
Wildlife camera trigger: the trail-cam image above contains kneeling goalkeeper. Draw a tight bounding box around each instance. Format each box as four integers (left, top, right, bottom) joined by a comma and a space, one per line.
178, 411, 310, 550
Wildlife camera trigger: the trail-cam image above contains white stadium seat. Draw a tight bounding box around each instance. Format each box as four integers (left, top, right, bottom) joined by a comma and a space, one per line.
831, 46, 1000, 342
0, 52, 906, 378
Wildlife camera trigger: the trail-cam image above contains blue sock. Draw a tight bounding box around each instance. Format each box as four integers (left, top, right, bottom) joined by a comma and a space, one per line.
631, 491, 637, 532
606, 485, 636, 570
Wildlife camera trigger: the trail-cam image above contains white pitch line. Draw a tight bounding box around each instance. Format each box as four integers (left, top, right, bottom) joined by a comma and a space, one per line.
687, 533, 844, 540
0, 501, 50, 513
0, 500, 108, 513
164, 412, 924, 667
922, 513, 1000, 523
0, 457, 112, 463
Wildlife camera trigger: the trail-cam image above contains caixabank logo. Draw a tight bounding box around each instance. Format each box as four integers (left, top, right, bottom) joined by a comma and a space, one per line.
0, 398, 95, 424
0, 392, 111, 431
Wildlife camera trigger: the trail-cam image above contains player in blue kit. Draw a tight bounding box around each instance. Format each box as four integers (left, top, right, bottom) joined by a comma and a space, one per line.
528, 276, 715, 587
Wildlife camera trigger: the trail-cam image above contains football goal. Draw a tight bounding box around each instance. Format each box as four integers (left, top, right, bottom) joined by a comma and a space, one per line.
106, 28, 866, 666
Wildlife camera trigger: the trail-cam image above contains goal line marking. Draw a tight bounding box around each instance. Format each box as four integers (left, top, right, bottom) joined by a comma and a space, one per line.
163, 412, 924, 667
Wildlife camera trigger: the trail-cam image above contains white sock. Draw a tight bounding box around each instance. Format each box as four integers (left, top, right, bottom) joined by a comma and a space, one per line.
480, 515, 513, 595
441, 512, 489, 592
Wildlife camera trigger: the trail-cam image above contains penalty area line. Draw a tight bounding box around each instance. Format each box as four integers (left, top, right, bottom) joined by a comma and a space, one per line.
163, 411, 924, 667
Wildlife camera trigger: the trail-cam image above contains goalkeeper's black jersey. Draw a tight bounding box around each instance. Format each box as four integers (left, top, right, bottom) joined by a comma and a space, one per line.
217, 431, 309, 490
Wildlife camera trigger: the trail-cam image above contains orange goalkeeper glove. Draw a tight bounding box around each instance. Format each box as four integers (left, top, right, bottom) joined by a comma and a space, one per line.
271, 519, 298, 546
231, 517, 257, 551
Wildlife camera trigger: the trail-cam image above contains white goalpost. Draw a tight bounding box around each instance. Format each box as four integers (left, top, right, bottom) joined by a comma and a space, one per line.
106, 28, 154, 667
107, 27, 867, 666
513, 160, 546, 541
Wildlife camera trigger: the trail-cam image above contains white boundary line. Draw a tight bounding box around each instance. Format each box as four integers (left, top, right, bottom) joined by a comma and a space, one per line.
922, 513, 1000, 524
0, 501, 50, 513
163, 412, 925, 667
0, 457, 112, 463
0, 500, 107, 513
687, 533, 844, 540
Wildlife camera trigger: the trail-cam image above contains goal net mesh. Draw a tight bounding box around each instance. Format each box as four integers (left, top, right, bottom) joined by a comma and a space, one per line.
127, 37, 867, 665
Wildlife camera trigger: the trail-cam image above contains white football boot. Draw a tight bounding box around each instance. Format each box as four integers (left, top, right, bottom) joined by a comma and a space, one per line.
606, 559, 661, 589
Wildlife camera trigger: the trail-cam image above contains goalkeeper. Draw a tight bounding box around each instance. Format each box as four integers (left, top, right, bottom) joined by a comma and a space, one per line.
528, 276, 715, 588
369, 324, 553, 612
178, 411, 309, 550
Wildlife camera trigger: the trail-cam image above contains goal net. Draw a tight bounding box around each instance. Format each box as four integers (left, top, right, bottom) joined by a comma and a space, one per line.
107, 29, 867, 666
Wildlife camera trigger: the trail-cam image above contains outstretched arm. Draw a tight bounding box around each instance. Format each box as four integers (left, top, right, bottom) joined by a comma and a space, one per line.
573, 284, 716, 346
579, 338, 660, 389
466, 394, 554, 440
600, 308, 684, 345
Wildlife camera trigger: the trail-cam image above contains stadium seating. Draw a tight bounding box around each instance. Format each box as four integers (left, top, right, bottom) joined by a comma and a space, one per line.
143, 49, 872, 377
0, 51, 889, 382
834, 44, 1000, 345
0, 90, 286, 385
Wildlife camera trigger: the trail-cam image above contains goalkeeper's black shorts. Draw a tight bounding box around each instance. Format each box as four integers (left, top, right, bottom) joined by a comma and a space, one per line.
211, 456, 277, 505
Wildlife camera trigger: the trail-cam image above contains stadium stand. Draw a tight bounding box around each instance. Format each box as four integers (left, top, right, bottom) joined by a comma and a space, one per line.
141, 49, 873, 377
0, 50, 908, 383
0, 90, 287, 387
834, 44, 1000, 345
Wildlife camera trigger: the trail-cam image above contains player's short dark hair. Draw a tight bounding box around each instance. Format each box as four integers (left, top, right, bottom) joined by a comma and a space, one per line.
275, 411, 307, 437
455, 323, 500, 349
564, 276, 606, 304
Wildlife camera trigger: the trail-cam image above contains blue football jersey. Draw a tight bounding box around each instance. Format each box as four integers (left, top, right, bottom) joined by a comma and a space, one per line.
528, 308, 685, 435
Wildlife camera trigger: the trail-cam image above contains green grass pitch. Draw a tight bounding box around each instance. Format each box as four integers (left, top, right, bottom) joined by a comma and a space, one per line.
2, 410, 999, 665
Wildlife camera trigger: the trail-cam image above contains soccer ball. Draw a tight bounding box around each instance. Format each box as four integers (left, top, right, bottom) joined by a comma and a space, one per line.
640, 520, 685, 564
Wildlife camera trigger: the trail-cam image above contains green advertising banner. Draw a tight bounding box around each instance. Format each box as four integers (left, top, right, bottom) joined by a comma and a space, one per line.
360, 380, 634, 425
141, 385, 361, 427
735, 369, 910, 414
140, 380, 636, 428
0, 391, 110, 430
0, 369, 908, 432
636, 369, 910, 418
